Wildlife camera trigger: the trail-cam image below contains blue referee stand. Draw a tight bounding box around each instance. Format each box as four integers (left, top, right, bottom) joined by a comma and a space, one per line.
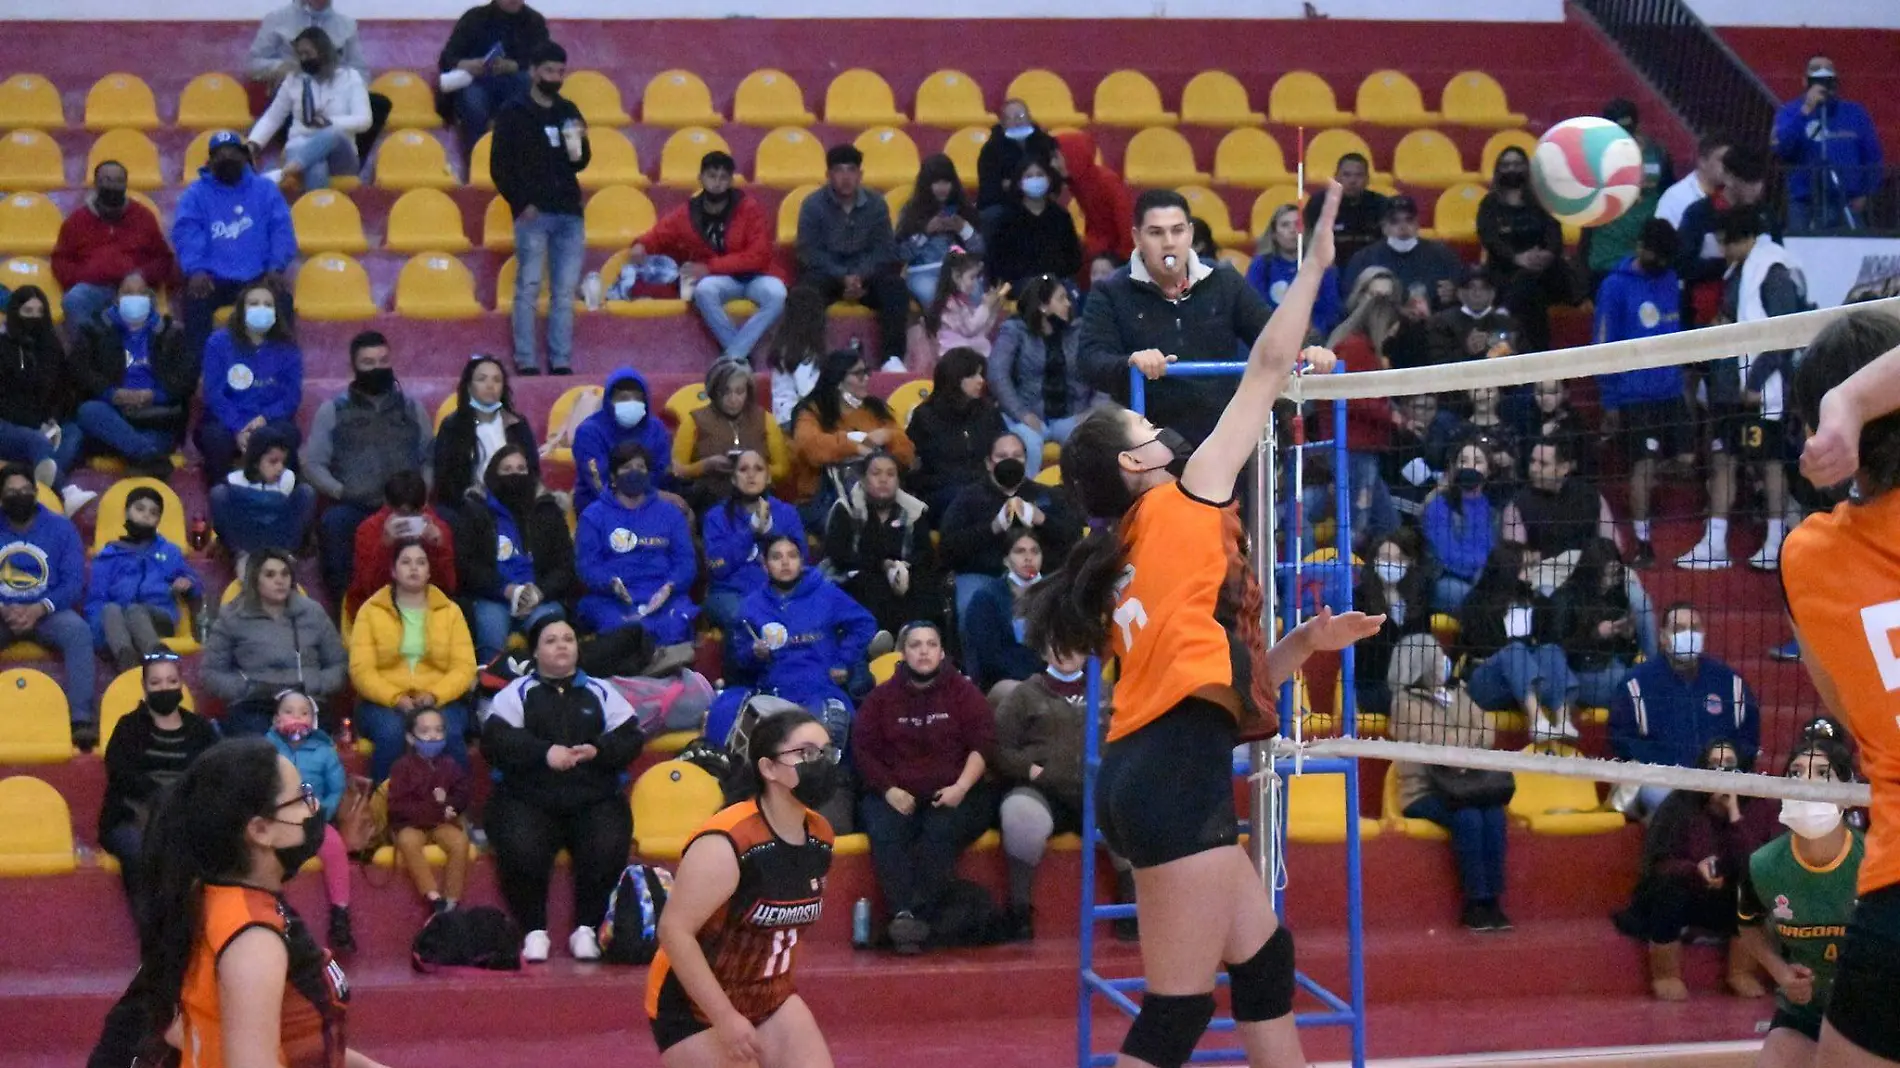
1076, 361, 1368, 1067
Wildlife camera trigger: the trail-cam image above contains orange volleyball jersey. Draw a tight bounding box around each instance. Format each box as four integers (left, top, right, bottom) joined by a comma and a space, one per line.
1783, 490, 1900, 896
179, 884, 347, 1068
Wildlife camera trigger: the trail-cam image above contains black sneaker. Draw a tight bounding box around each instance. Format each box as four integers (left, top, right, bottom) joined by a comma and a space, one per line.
1460, 901, 1488, 931
71, 722, 99, 754
1006, 906, 1035, 943
1481, 903, 1515, 932
514, 363, 541, 378
549, 366, 573, 376
329, 905, 357, 953
888, 910, 929, 955
1631, 540, 1655, 570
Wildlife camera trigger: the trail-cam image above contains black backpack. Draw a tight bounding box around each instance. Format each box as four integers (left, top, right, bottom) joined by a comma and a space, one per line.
926, 879, 1010, 948
600, 863, 673, 964
411, 906, 523, 972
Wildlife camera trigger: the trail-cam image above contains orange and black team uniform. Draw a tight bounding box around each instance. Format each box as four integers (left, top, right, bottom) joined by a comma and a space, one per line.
646, 800, 835, 1052
1782, 489, 1900, 1061
179, 883, 349, 1068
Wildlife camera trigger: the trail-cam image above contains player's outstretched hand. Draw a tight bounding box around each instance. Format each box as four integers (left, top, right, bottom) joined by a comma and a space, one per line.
1303, 606, 1386, 652
1307, 181, 1343, 270
1801, 389, 1861, 487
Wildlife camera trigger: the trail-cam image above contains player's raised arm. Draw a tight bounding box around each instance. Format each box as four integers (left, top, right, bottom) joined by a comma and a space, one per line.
1797, 321, 1900, 486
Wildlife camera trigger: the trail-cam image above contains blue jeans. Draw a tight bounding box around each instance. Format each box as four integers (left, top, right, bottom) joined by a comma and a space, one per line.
1433, 575, 1476, 613
952, 572, 992, 626
357, 700, 469, 783
469, 597, 564, 664
1347, 451, 1398, 549
1574, 658, 1631, 709
701, 588, 744, 633
453, 72, 530, 147
1404, 793, 1508, 904
100, 822, 146, 918
512, 212, 585, 372
317, 500, 377, 605
282, 128, 358, 191
905, 264, 940, 307
181, 278, 254, 364
4, 608, 96, 723
692, 275, 788, 364
1626, 576, 1659, 661
62, 283, 116, 330
1004, 414, 1083, 479
858, 783, 996, 915
76, 400, 174, 464
0, 419, 82, 484
1467, 641, 1577, 716
209, 483, 317, 556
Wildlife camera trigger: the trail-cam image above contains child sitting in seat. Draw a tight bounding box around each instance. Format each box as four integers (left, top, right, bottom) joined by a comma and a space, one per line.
926, 249, 1008, 360
209, 431, 317, 563
385, 707, 471, 917
85, 487, 202, 671
265, 688, 356, 951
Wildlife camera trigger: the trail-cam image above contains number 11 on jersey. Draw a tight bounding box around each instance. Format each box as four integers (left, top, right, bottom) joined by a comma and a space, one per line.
761, 928, 798, 978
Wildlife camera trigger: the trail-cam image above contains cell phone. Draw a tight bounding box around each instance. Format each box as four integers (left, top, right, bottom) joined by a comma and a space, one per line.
390, 516, 427, 539
726, 448, 744, 465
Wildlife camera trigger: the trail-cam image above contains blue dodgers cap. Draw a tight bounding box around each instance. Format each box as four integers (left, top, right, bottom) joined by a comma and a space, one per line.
207, 130, 245, 154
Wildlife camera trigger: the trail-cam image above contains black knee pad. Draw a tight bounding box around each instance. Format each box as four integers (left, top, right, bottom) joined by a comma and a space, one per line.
1228, 925, 1296, 1022
1121, 991, 1216, 1068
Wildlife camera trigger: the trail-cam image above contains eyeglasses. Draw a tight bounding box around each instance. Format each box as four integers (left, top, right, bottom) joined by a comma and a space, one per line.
776, 744, 840, 767
276, 782, 319, 815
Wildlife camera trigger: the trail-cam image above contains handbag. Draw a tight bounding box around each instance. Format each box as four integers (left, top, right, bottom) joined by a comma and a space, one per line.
1426, 764, 1516, 810
335, 774, 379, 856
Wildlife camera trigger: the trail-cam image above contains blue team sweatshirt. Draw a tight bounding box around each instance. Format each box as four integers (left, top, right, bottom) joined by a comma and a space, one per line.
267, 726, 346, 821
730, 569, 876, 708
572, 366, 674, 516
0, 506, 84, 614
106, 306, 168, 402
84, 535, 201, 646
702, 496, 806, 603
574, 491, 697, 631
171, 166, 298, 283
201, 329, 303, 434
1608, 655, 1759, 770
1245, 254, 1342, 337
1421, 490, 1494, 584
1593, 256, 1686, 410
1772, 97, 1884, 201
484, 492, 536, 590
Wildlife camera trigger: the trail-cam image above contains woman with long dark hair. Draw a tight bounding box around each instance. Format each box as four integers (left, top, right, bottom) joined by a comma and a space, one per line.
768, 287, 830, 427
455, 444, 574, 663
904, 346, 1006, 516
988, 272, 1098, 479
0, 286, 90, 514
196, 280, 302, 489
1476, 146, 1570, 353
1016, 183, 1377, 1068
983, 157, 1081, 291
433, 354, 539, 511
788, 349, 913, 523
896, 153, 985, 307
246, 26, 371, 193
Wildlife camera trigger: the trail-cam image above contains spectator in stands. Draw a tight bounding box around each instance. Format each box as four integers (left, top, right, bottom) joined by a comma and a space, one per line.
1246, 203, 1342, 338
52, 162, 177, 329
822, 450, 942, 635
432, 354, 538, 513
1552, 537, 1641, 708
1341, 196, 1462, 313
1478, 147, 1570, 353
732, 533, 877, 744
172, 132, 296, 361
456, 446, 573, 663
896, 153, 986, 306
438, 0, 548, 147
977, 99, 1059, 216
1609, 602, 1760, 815
798, 149, 909, 372
1580, 99, 1673, 292
1452, 384, 1517, 459
1456, 543, 1579, 741
701, 448, 804, 635
1352, 529, 1433, 717
1342, 264, 1432, 370
575, 441, 698, 646
1053, 129, 1134, 265
1384, 393, 1457, 521
1305, 153, 1386, 269
768, 287, 828, 426
1657, 137, 1726, 229
492, 42, 588, 377
345, 470, 456, 611
484, 614, 642, 962
0, 463, 95, 746
246, 27, 371, 195
209, 432, 315, 559
989, 273, 1098, 479
852, 622, 997, 953
672, 360, 788, 514
629, 150, 785, 366
1422, 442, 1496, 612
195, 280, 301, 489
351, 540, 477, 781
1594, 219, 1687, 569
1501, 436, 1617, 561
85, 488, 201, 672
1677, 145, 1777, 329
98, 653, 216, 922
386, 706, 472, 916
1427, 266, 1517, 365
940, 431, 1079, 620
1615, 739, 1778, 1001
574, 367, 672, 516
264, 688, 355, 950
961, 526, 1047, 695
906, 347, 1008, 516
0, 288, 92, 516
1772, 55, 1884, 231
1521, 381, 1591, 476
248, 0, 389, 161
305, 331, 434, 604
984, 158, 1082, 293
70, 274, 192, 480
788, 350, 915, 522
927, 249, 1007, 359
202, 549, 348, 736
1321, 293, 1402, 549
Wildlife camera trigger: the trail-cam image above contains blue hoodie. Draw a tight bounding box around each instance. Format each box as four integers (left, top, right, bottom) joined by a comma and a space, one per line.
1773, 96, 1884, 201
171, 165, 297, 284
267, 726, 346, 821
730, 569, 875, 710
1593, 255, 1685, 410
702, 496, 806, 603
1421, 490, 1494, 584
0, 506, 84, 614
1245, 254, 1342, 337
106, 306, 168, 403
84, 535, 202, 647
573, 366, 674, 516
574, 491, 698, 643
201, 328, 303, 434
1608, 654, 1759, 770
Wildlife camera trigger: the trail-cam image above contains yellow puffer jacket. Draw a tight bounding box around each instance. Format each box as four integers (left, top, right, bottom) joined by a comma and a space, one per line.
348, 584, 477, 709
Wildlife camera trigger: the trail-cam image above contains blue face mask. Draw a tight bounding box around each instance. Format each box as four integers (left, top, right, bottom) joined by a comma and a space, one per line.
1003, 124, 1033, 141
1019, 175, 1051, 199
118, 294, 152, 325
469, 398, 504, 414
244, 304, 276, 334
613, 400, 647, 428
616, 469, 651, 499
413, 737, 448, 760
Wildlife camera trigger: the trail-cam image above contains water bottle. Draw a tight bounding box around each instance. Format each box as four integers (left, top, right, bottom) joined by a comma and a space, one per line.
851, 898, 872, 949
187, 515, 210, 553
581, 271, 603, 311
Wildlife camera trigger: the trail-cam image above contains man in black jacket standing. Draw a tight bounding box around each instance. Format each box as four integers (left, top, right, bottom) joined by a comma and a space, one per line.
491, 41, 589, 377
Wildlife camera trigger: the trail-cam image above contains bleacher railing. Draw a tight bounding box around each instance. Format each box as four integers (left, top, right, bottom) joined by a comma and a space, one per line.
1574, 0, 1777, 150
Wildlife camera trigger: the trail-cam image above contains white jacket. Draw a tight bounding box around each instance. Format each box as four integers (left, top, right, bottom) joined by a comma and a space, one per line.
248, 67, 371, 151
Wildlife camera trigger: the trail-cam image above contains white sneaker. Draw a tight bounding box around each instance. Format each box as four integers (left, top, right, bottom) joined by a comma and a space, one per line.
1675, 538, 1730, 571
522, 929, 551, 963
568, 925, 601, 961
1747, 540, 1781, 572
1530, 711, 1580, 743
59, 485, 98, 518
879, 356, 908, 373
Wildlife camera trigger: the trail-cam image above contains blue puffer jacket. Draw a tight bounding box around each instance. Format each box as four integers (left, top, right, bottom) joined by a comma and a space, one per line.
83, 535, 201, 647
730, 569, 876, 709
267, 725, 346, 821
573, 366, 674, 515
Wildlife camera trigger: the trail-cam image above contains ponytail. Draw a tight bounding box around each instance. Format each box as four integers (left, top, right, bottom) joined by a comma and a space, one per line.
1018, 406, 1143, 660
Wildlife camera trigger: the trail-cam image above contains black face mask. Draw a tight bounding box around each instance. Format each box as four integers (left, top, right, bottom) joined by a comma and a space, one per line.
211, 158, 246, 185
299, 57, 324, 75
1496, 170, 1529, 189
1454, 467, 1484, 491
791, 757, 840, 809
354, 367, 395, 396
770, 574, 801, 593
906, 663, 942, 686
124, 520, 157, 543
145, 689, 184, 716
493, 473, 535, 508
276, 813, 326, 881
536, 79, 563, 98
993, 457, 1026, 489
1, 494, 36, 524
96, 187, 127, 211
1157, 427, 1194, 479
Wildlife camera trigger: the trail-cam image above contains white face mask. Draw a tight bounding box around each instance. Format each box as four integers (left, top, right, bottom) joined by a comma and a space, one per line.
840, 390, 864, 409
1047, 664, 1085, 683
1386, 235, 1419, 254
1007, 570, 1040, 589
1669, 628, 1705, 660
1374, 560, 1407, 585
1779, 798, 1843, 839
1504, 605, 1534, 640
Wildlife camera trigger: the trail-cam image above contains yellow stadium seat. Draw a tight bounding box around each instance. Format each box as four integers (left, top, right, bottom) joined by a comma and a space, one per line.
664, 382, 710, 424
1092, 70, 1176, 128
1304, 129, 1378, 184
0, 775, 75, 875
1393, 129, 1484, 188
466, 132, 496, 192
887, 379, 932, 428
641, 69, 722, 127
869, 651, 899, 684
593, 249, 684, 319
755, 127, 825, 189
369, 70, 440, 128
482, 195, 515, 251
290, 190, 369, 255
294, 252, 378, 320
0, 670, 70, 764
181, 129, 217, 180
1005, 70, 1087, 127
385, 188, 471, 253
375, 130, 457, 190
1249, 185, 1303, 237
1481, 128, 1538, 177
396, 252, 482, 319
914, 70, 992, 128
1380, 764, 1449, 840
543, 384, 601, 468
734, 69, 814, 127
434, 393, 459, 431
1177, 186, 1246, 248
99, 668, 197, 748
853, 126, 919, 189
93, 477, 188, 553
645, 730, 697, 756
824, 69, 906, 127
580, 128, 648, 190
1441, 71, 1527, 128
0, 74, 64, 129
1424, 182, 1487, 241
0, 193, 61, 257
1181, 71, 1264, 127
1032, 464, 1061, 487
84, 73, 159, 131
1508, 747, 1624, 835
631, 760, 725, 861
658, 127, 730, 188
1268, 71, 1354, 127
0, 129, 64, 191
1123, 127, 1207, 187
1285, 772, 1381, 845
585, 185, 656, 250
941, 126, 989, 186
178, 73, 252, 130
88, 129, 163, 191
1356, 70, 1439, 127
0, 258, 60, 319
1213, 128, 1290, 189
777, 184, 819, 245
562, 71, 631, 126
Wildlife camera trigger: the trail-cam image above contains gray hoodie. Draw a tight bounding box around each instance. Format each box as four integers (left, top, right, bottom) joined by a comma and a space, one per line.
202, 592, 349, 703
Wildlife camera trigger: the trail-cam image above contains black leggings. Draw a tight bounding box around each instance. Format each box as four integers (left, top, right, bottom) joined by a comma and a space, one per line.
485, 791, 631, 933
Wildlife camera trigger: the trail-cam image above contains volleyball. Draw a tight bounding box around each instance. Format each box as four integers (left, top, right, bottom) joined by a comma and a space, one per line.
1529, 116, 1645, 227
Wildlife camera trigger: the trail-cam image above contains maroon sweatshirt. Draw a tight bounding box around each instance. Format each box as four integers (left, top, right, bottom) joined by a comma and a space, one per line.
851, 665, 997, 798
385, 751, 472, 832
51, 199, 177, 291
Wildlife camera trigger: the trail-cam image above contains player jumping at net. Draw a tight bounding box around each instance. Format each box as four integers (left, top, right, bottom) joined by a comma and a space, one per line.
1780, 306, 1900, 1068
1020, 180, 1383, 1068
646, 710, 839, 1068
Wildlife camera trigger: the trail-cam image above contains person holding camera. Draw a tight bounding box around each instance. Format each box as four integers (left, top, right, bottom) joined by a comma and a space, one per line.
1772, 55, 1884, 232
